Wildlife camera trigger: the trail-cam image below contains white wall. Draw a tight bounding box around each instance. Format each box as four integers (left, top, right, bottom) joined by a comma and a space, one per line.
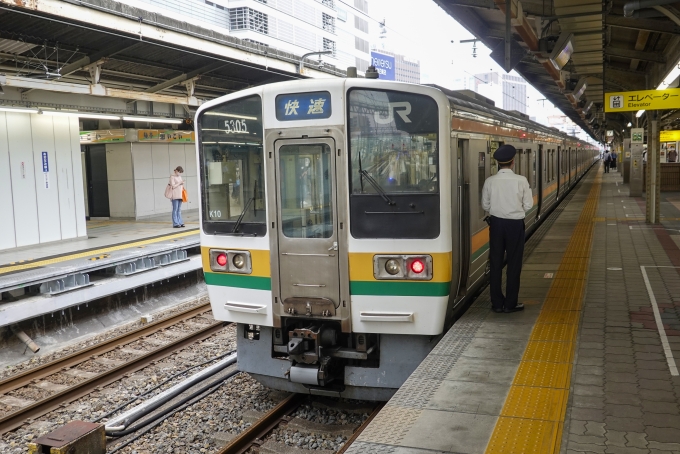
0, 112, 86, 251
131, 142, 198, 219
106, 143, 135, 218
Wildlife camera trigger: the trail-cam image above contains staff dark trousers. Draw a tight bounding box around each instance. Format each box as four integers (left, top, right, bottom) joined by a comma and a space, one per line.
489, 216, 525, 311
604, 161, 610, 173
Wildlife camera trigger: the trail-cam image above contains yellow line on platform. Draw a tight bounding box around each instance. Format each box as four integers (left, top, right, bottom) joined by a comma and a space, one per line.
0, 230, 198, 275
485, 168, 602, 454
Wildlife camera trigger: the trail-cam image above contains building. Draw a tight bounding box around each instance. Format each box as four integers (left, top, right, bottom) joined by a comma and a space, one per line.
473, 71, 528, 114
128, 0, 372, 74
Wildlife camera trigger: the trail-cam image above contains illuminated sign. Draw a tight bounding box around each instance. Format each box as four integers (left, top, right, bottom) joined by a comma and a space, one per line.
275, 91, 332, 121
660, 130, 680, 142
605, 88, 680, 113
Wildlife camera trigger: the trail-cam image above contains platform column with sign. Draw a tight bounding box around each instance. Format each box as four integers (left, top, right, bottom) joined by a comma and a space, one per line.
623, 138, 631, 184
630, 129, 644, 197
647, 120, 660, 223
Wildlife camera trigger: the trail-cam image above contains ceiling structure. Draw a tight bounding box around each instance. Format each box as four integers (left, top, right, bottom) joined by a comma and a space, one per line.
0, 0, 342, 117
434, 0, 680, 142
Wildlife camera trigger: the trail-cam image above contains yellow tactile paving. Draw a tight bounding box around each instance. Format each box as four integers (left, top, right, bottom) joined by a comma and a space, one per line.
485, 167, 602, 454
0, 229, 198, 275
501, 386, 568, 421
536, 310, 581, 325
522, 341, 574, 364
486, 418, 560, 454
512, 361, 572, 389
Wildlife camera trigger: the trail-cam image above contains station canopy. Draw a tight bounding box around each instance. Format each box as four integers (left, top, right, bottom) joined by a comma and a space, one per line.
435, 0, 680, 142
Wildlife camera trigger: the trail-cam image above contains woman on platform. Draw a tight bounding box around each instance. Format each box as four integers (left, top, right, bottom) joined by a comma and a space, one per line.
167, 166, 185, 228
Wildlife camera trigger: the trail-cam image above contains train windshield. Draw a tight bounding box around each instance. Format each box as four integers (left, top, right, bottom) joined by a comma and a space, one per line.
198, 95, 266, 236
347, 89, 440, 239
348, 89, 439, 194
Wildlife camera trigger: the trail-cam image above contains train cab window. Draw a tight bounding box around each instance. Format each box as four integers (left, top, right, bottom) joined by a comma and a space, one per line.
348, 88, 439, 239
198, 95, 266, 236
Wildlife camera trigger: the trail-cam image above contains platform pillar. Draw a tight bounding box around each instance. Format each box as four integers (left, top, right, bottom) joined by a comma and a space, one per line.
646, 117, 660, 224
630, 130, 644, 197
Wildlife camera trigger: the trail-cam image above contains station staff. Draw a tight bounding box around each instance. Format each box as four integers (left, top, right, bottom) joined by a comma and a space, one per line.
482, 145, 533, 313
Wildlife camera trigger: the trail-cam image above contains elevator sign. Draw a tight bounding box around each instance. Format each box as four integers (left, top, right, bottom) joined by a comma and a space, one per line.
605, 88, 680, 112
41, 151, 49, 189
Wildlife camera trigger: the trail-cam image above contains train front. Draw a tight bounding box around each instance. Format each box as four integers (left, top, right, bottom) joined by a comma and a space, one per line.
197, 79, 452, 400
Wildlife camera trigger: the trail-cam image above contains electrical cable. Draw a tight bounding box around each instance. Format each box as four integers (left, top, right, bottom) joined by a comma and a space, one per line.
93, 350, 235, 423
106, 368, 239, 440
106, 372, 235, 453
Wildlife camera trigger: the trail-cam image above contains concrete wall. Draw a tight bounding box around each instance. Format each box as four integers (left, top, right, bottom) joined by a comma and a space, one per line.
0, 112, 87, 251
131, 143, 198, 218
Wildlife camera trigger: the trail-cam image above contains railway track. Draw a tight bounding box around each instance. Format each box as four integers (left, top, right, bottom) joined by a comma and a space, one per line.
216, 394, 384, 454
0, 302, 226, 435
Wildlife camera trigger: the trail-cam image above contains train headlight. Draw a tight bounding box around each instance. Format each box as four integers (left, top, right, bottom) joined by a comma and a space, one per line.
385, 259, 401, 275
373, 255, 432, 280
209, 249, 252, 274
232, 254, 246, 269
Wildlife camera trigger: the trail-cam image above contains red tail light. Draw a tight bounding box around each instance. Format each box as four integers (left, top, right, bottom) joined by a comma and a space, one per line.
411, 259, 425, 274
216, 253, 227, 267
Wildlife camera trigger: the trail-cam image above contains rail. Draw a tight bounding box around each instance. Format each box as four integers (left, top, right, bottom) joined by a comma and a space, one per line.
0, 305, 224, 435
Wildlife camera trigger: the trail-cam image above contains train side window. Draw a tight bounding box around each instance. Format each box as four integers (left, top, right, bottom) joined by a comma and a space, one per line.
516, 149, 522, 177
490, 141, 501, 175
532, 150, 536, 189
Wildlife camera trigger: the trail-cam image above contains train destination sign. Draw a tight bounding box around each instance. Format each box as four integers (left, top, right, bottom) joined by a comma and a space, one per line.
275, 91, 332, 121
605, 88, 680, 112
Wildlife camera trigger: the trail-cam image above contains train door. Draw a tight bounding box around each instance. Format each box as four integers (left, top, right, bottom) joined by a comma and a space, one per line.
274, 138, 340, 313
536, 146, 542, 218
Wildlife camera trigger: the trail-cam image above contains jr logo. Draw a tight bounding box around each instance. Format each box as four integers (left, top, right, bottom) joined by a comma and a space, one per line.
374, 102, 412, 124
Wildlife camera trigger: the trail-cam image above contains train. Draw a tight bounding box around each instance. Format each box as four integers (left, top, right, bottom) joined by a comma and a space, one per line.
195, 77, 599, 400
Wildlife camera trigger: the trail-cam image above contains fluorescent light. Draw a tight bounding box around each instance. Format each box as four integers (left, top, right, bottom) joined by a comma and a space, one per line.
0, 106, 39, 114
203, 112, 258, 121
636, 110, 645, 118
572, 78, 587, 102
550, 32, 574, 71
42, 110, 120, 120
123, 116, 182, 124
657, 65, 680, 90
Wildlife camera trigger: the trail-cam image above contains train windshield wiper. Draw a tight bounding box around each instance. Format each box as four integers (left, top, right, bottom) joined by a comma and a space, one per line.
232, 182, 256, 233
359, 170, 396, 205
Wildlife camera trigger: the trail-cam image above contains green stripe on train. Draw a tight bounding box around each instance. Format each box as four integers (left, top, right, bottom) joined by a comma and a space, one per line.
350, 281, 450, 297
204, 272, 272, 291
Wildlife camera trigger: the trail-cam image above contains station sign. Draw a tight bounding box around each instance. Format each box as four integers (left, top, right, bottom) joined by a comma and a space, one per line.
605, 88, 680, 112
370, 51, 396, 80
80, 129, 126, 144
138, 130, 194, 142
660, 130, 680, 142
80, 129, 194, 143
631, 128, 644, 144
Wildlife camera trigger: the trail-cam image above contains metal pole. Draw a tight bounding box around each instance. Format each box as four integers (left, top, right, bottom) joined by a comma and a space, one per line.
505, 0, 512, 72
299, 50, 333, 75
647, 113, 659, 223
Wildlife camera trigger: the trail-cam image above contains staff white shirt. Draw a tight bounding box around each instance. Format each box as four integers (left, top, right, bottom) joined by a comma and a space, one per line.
482, 169, 533, 220
603, 152, 611, 161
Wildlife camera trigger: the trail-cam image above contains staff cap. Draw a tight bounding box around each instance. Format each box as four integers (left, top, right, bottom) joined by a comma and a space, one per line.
494, 144, 517, 164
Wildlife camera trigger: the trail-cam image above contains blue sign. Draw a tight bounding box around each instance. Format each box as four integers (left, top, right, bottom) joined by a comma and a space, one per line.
41, 152, 49, 172
370, 51, 396, 80
275, 91, 332, 121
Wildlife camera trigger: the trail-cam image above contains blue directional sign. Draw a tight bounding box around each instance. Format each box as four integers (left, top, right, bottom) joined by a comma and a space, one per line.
275, 91, 332, 121
370, 51, 396, 80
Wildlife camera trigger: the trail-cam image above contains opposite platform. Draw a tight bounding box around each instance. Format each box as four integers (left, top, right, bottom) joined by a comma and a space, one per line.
348, 164, 680, 454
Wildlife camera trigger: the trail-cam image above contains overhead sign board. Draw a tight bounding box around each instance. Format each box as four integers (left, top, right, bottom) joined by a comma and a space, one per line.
370, 51, 396, 80
660, 130, 680, 142
606, 130, 614, 137
605, 88, 680, 112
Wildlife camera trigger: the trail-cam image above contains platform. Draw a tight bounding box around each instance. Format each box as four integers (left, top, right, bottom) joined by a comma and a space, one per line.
0, 213, 200, 326
349, 165, 680, 454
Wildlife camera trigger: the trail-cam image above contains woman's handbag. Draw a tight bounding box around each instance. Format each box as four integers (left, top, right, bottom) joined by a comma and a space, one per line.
182, 187, 188, 203
164, 184, 173, 199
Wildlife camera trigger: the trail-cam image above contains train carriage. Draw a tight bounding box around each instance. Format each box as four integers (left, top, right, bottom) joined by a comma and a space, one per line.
196, 78, 597, 400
